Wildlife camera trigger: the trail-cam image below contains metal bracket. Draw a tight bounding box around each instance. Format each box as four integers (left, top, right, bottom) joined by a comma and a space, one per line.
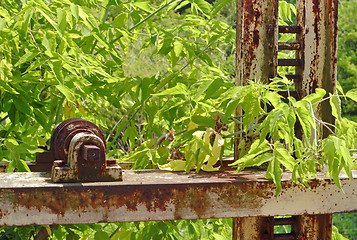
37, 118, 122, 183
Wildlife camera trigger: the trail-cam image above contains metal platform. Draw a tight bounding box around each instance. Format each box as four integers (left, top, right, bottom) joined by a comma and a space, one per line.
0, 169, 355, 227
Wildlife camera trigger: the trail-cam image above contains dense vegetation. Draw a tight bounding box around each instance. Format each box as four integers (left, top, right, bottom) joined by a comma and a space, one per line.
0, 0, 356, 239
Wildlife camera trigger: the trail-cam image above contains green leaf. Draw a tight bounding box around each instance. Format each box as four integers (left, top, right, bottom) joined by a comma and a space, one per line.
113, 12, 128, 28
94, 230, 109, 240
4, 137, 19, 150
133, 2, 152, 12
159, 160, 187, 171
193, 0, 212, 16
158, 37, 173, 55
13, 95, 32, 115
6, 160, 16, 173
346, 88, 357, 102
70, 4, 79, 21
56, 85, 74, 101
153, 83, 187, 96
230, 139, 271, 168
14, 50, 38, 67
264, 91, 281, 108
51, 60, 65, 83
336, 81, 344, 95
330, 94, 342, 120
173, 41, 184, 57
17, 159, 31, 172
295, 101, 314, 141
274, 142, 295, 171
211, 0, 232, 18
302, 88, 326, 105
191, 115, 215, 128
241, 91, 263, 132
265, 155, 283, 197
33, 108, 51, 132
201, 163, 220, 171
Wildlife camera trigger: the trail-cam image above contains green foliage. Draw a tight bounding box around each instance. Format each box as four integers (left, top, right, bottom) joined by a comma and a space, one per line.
0, 0, 236, 165
333, 213, 357, 239
227, 81, 357, 196
338, 0, 357, 117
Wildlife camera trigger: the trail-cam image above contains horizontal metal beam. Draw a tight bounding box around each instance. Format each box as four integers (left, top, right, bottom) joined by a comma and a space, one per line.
278, 59, 302, 66
278, 26, 302, 34
0, 170, 356, 226
278, 42, 301, 50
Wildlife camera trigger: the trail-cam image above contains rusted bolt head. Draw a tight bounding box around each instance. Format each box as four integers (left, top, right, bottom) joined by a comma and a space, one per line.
106, 159, 117, 166
53, 160, 65, 167
82, 145, 100, 161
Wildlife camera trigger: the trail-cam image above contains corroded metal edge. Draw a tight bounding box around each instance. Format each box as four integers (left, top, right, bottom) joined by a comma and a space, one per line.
0, 170, 355, 226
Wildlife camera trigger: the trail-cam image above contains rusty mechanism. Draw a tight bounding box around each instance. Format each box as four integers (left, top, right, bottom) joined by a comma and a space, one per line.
42, 118, 122, 182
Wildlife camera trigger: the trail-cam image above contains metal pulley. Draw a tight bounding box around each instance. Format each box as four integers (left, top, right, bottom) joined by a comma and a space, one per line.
43, 118, 122, 182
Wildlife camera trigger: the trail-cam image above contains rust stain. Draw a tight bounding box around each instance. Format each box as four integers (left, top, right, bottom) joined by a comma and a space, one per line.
2, 180, 276, 221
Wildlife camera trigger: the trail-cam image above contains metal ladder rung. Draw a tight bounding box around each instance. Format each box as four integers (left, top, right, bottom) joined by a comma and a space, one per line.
278, 59, 302, 66
279, 25, 301, 34
278, 42, 301, 50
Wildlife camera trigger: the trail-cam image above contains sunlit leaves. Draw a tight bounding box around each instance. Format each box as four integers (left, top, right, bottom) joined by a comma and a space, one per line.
159, 128, 223, 172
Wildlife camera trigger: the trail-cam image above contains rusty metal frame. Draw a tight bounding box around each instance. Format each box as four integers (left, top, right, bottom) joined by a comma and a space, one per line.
0, 1, 346, 240
234, 0, 340, 239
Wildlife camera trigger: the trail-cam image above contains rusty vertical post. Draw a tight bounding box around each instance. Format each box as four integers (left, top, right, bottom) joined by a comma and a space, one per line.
234, 0, 278, 160
296, 0, 338, 137
232, 217, 273, 240
234, 1, 278, 238
293, 214, 333, 239
235, 0, 278, 86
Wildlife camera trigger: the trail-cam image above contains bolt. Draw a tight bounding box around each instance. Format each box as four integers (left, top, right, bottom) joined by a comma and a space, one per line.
82, 145, 100, 161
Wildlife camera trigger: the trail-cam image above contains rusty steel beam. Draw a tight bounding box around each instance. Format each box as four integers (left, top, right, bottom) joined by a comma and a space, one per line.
0, 170, 355, 227
274, 234, 296, 240
273, 217, 296, 226
278, 25, 302, 34
285, 74, 301, 82
278, 59, 302, 66
278, 42, 301, 50
277, 91, 300, 99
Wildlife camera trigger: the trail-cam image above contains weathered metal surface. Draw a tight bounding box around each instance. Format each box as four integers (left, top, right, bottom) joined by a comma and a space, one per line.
285, 74, 301, 82
278, 59, 302, 66
0, 170, 355, 226
278, 25, 302, 34
232, 216, 273, 240
51, 132, 122, 182
233, 213, 333, 240
274, 234, 296, 240
296, 0, 338, 97
273, 216, 296, 226
235, 0, 279, 160
45, 119, 122, 183
278, 42, 301, 50
295, 0, 338, 137
294, 214, 332, 240
49, 118, 106, 162
236, 0, 279, 85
